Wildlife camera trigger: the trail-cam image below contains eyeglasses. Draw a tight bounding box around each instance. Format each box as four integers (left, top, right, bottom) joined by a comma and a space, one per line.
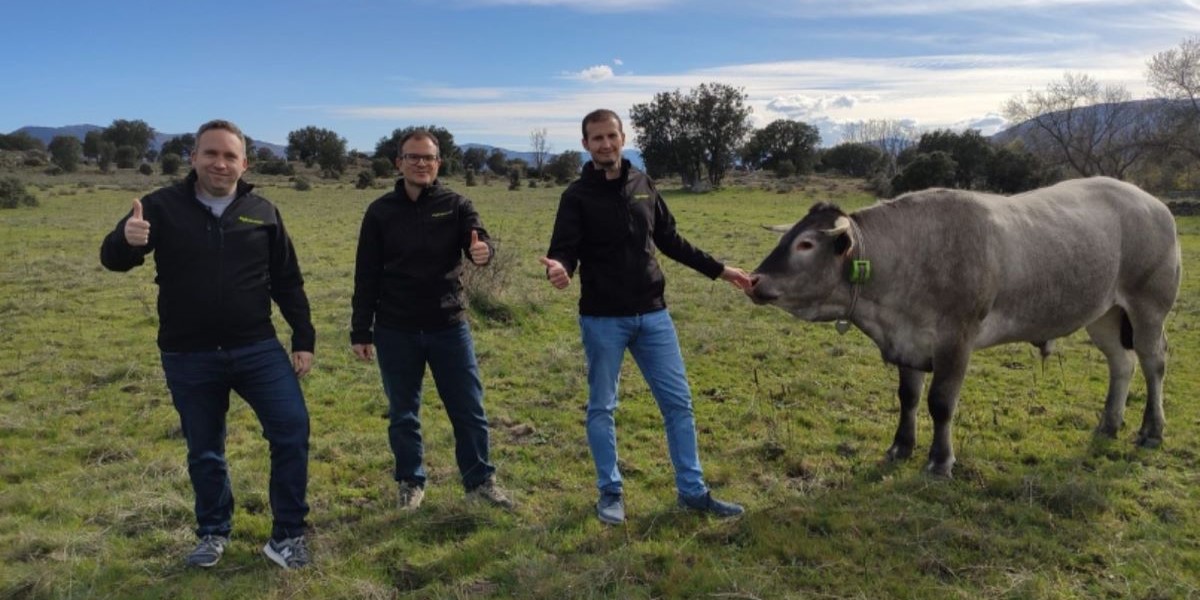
401, 153, 440, 165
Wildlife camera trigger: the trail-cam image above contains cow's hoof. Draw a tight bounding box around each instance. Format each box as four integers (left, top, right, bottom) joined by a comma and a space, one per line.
885, 444, 913, 462
1135, 433, 1163, 449
1093, 424, 1120, 439
923, 459, 954, 478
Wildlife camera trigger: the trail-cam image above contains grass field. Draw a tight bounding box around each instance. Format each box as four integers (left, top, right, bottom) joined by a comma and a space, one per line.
1, 172, 1198, 599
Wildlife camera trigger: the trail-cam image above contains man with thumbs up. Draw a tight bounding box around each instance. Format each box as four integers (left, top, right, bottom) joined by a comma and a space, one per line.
350, 129, 513, 511
101, 120, 315, 570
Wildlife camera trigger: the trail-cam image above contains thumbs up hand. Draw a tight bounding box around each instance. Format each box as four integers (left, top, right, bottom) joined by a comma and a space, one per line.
124, 198, 151, 247
539, 256, 570, 289
469, 229, 491, 265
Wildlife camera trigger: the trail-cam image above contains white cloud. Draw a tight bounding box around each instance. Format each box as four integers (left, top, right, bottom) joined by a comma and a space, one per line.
568, 65, 616, 82
613, 58, 624, 66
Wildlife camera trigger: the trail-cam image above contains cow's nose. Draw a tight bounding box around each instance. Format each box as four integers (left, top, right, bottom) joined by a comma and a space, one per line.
746, 275, 778, 304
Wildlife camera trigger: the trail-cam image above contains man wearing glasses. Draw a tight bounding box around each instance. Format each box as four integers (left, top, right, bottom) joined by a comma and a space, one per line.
350, 130, 513, 511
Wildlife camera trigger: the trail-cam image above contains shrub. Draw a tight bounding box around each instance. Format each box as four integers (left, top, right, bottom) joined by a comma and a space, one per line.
44, 165, 64, 176
138, 163, 154, 175
160, 153, 183, 175
293, 177, 312, 192
115, 145, 138, 169
256, 160, 295, 176
508, 171, 520, 191
371, 157, 394, 178
355, 170, 374, 190
465, 170, 477, 187
0, 177, 37, 208
774, 160, 797, 178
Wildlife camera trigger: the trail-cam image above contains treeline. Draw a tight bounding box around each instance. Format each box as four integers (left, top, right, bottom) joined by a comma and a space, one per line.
5, 37, 1195, 196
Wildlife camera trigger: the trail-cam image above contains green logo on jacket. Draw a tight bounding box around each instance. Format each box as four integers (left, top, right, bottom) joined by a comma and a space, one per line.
237, 215, 265, 225
633, 193, 651, 202
431, 210, 452, 218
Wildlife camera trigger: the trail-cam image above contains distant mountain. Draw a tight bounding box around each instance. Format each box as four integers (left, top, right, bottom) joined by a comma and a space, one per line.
13, 124, 287, 159
461, 143, 645, 171
989, 98, 1177, 148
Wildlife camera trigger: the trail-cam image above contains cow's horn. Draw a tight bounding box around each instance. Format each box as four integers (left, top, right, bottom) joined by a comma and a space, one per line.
822, 216, 850, 236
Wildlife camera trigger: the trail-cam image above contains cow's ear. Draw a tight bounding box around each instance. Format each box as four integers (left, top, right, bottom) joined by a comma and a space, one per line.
833, 231, 852, 256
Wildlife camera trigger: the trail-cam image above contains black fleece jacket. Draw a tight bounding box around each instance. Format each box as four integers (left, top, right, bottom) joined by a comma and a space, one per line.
351, 179, 493, 342
100, 171, 315, 353
546, 159, 725, 316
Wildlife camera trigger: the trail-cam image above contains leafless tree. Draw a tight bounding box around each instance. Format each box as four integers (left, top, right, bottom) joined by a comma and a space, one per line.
1003, 72, 1152, 179
530, 128, 551, 176
840, 119, 919, 177
1147, 37, 1200, 162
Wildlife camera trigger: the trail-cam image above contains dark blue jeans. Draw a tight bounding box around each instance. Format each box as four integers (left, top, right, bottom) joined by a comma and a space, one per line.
375, 322, 494, 490
160, 338, 310, 541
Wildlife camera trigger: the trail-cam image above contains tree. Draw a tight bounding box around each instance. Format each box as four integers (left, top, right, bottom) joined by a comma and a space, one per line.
115, 145, 139, 169
0, 132, 44, 151
529, 128, 551, 176
841, 119, 919, 177
891, 150, 958, 194
161, 134, 195, 159
48, 135, 82, 172
1146, 36, 1200, 162
630, 82, 753, 188
486, 148, 508, 175
374, 125, 462, 176
161, 152, 184, 175
1003, 72, 1151, 179
101, 119, 155, 159
741, 119, 821, 173
986, 146, 1047, 194
98, 141, 117, 172
371, 157, 394, 178
463, 147, 488, 173
83, 130, 104, 161
256, 147, 275, 162
819, 143, 885, 177
914, 129, 994, 189
287, 126, 347, 176
546, 150, 583, 184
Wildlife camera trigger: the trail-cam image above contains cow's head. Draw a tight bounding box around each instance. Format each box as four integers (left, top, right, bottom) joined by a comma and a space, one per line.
747, 202, 855, 321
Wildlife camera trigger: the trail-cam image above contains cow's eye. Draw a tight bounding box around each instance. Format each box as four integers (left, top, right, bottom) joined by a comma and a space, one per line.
796, 240, 814, 251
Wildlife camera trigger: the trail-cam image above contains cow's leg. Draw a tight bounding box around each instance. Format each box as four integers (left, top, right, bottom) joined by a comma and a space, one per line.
1084, 307, 1134, 438
925, 345, 971, 478
885, 367, 924, 462
1129, 312, 1169, 448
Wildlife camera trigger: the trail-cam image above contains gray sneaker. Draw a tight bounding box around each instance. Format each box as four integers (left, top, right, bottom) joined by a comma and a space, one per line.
678, 491, 744, 518
185, 534, 228, 568
596, 492, 625, 525
397, 480, 425, 511
467, 476, 515, 509
263, 535, 310, 570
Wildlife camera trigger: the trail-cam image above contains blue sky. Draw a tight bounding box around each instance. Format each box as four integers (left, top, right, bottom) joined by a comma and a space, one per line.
3, 0, 1196, 153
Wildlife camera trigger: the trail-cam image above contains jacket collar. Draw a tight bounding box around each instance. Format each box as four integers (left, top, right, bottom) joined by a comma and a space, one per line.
393, 177, 443, 202
581, 158, 631, 184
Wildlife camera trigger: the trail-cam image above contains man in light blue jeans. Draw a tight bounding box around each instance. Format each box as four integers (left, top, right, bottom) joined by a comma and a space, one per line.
541, 109, 753, 524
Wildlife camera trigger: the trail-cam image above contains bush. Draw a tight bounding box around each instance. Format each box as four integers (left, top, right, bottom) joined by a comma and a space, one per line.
355, 170, 374, 190
508, 171, 520, 191
115, 145, 138, 169
0, 177, 37, 208
256, 160, 295, 176
161, 153, 183, 175
773, 160, 797, 179
293, 177, 312, 192
465, 170, 477, 187
371, 157, 394, 178
138, 163, 154, 175
44, 165, 64, 176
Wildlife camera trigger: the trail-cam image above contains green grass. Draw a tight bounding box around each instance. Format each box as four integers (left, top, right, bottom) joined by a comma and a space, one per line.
2, 173, 1199, 599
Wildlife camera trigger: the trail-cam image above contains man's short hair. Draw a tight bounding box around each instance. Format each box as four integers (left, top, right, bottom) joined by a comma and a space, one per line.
398, 129, 441, 159
195, 119, 246, 153
581, 109, 623, 139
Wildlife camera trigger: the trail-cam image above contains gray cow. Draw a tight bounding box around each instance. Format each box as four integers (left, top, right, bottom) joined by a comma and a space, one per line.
747, 177, 1180, 477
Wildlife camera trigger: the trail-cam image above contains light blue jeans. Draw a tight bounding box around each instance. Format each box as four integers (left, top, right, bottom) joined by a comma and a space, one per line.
580, 309, 708, 498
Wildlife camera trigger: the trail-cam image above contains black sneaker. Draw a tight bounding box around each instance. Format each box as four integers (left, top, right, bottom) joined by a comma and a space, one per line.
263, 535, 310, 570
678, 491, 744, 518
185, 534, 228, 568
